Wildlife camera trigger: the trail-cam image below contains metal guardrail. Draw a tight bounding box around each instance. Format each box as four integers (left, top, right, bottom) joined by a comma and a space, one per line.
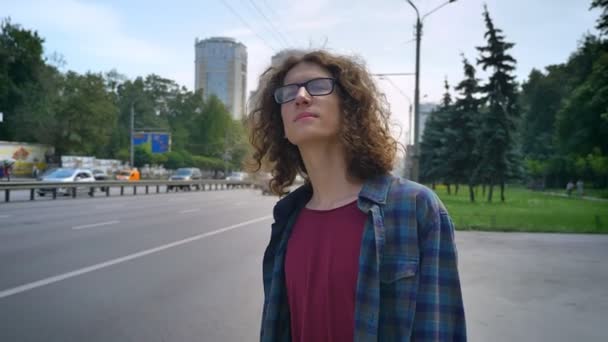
0, 179, 254, 203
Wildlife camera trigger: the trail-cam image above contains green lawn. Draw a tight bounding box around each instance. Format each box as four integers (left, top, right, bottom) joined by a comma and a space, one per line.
432, 185, 608, 234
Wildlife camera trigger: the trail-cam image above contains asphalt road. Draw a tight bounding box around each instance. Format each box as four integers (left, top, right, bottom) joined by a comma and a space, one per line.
0, 189, 276, 341
1, 189, 607, 341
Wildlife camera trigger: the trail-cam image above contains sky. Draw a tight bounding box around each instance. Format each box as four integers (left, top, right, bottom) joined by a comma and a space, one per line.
2, 0, 602, 144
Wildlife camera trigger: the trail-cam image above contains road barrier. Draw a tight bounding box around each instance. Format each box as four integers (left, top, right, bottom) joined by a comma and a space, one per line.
0, 179, 253, 203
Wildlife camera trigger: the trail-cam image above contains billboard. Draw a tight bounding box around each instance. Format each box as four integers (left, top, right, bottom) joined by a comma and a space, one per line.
0, 141, 54, 176
132, 132, 171, 154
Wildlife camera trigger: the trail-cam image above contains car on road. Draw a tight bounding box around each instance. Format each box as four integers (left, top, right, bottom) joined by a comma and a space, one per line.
168, 167, 202, 191
37, 168, 96, 196
92, 169, 110, 191
36, 167, 58, 181
225, 171, 248, 182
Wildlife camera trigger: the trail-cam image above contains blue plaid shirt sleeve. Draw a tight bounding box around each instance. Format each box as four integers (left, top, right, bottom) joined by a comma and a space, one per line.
412, 188, 467, 341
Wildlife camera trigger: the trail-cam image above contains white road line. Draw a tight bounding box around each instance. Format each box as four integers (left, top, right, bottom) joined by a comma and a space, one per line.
179, 209, 200, 214
168, 198, 186, 202
72, 220, 120, 230
94, 204, 121, 210
0, 215, 272, 300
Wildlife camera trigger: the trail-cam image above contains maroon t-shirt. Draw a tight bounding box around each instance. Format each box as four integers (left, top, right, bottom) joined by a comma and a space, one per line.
285, 200, 367, 342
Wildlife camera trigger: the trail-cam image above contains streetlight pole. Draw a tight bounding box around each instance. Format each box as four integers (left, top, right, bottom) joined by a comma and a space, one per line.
130, 103, 135, 168
406, 0, 457, 182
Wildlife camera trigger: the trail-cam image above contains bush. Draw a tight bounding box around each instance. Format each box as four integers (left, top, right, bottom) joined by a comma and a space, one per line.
192, 155, 224, 171
150, 153, 168, 166
165, 151, 185, 169
134, 146, 152, 167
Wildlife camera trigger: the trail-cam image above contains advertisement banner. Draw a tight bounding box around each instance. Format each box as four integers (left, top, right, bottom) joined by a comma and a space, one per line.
0, 141, 54, 177
132, 132, 171, 154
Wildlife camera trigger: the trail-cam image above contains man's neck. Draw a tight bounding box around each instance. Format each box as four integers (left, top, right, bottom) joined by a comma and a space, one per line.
298, 142, 363, 210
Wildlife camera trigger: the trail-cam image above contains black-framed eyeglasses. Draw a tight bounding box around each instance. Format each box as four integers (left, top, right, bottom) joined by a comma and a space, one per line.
273, 77, 337, 104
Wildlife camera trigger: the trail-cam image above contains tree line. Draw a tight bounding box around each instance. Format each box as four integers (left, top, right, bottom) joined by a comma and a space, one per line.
420, 2, 608, 202
0, 18, 248, 172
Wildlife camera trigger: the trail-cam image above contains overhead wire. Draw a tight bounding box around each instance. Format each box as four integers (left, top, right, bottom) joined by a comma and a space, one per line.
246, 0, 293, 48
219, 0, 278, 52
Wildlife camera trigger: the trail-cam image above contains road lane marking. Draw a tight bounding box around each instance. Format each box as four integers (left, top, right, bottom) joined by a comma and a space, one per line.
72, 220, 120, 230
94, 204, 121, 210
168, 198, 186, 202
179, 209, 200, 214
0, 215, 272, 299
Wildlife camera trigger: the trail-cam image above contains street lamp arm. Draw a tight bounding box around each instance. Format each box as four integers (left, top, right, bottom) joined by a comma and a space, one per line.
406, 0, 420, 20
422, 0, 457, 21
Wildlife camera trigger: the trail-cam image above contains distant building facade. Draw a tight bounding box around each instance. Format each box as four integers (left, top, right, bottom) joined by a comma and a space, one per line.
194, 37, 247, 119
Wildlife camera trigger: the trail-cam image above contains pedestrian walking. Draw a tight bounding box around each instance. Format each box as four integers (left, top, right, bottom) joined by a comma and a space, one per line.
566, 180, 574, 196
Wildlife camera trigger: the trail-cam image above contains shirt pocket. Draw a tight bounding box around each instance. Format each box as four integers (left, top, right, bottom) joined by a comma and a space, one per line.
380, 256, 419, 284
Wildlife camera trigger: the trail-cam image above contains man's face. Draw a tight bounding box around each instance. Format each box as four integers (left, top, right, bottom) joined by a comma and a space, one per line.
280, 62, 342, 147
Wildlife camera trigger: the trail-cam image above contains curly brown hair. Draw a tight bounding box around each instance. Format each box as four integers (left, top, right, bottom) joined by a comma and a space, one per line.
247, 50, 398, 195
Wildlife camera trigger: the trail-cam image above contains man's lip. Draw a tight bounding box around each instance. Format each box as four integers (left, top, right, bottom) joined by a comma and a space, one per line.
294, 112, 319, 122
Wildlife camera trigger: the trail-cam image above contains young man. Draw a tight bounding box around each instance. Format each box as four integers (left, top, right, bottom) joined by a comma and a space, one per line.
248, 50, 466, 341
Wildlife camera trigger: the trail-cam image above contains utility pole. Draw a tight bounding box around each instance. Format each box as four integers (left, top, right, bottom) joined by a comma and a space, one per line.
130, 104, 135, 168
411, 16, 422, 182
406, 0, 457, 182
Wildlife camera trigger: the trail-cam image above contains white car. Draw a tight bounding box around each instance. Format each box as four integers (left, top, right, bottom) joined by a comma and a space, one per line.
37, 168, 96, 196
225, 172, 247, 181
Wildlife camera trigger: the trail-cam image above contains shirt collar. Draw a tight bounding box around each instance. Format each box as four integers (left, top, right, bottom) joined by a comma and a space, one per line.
358, 173, 393, 205
273, 174, 393, 223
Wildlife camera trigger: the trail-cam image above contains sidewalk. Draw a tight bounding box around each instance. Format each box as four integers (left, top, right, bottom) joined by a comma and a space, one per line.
542, 191, 608, 202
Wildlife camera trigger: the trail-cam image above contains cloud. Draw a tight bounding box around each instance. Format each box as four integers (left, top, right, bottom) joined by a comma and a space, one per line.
6, 0, 178, 68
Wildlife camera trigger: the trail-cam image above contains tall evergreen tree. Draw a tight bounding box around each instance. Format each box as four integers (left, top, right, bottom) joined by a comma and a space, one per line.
420, 79, 451, 188
476, 5, 519, 202
446, 55, 482, 202
591, 0, 608, 36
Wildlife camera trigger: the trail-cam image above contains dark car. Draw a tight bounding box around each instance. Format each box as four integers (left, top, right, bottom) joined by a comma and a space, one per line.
168, 168, 202, 191
92, 169, 109, 191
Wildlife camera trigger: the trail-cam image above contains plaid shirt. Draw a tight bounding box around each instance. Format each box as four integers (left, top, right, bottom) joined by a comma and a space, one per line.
261, 174, 466, 341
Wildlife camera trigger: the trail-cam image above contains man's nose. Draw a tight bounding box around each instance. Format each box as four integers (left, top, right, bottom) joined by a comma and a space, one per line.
294, 86, 311, 106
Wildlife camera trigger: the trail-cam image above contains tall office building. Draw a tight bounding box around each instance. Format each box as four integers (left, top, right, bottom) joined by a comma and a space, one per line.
194, 37, 247, 119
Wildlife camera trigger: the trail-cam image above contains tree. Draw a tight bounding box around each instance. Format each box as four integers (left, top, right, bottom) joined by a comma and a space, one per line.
476, 5, 519, 202
10, 63, 63, 145
134, 145, 152, 168
0, 18, 46, 140
520, 68, 562, 160
52, 72, 118, 156
420, 80, 452, 187
447, 55, 483, 201
190, 95, 233, 158
591, 0, 608, 36
555, 48, 608, 157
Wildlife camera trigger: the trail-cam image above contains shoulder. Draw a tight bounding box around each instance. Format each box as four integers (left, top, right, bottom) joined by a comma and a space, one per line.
384, 177, 449, 226
387, 177, 447, 211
